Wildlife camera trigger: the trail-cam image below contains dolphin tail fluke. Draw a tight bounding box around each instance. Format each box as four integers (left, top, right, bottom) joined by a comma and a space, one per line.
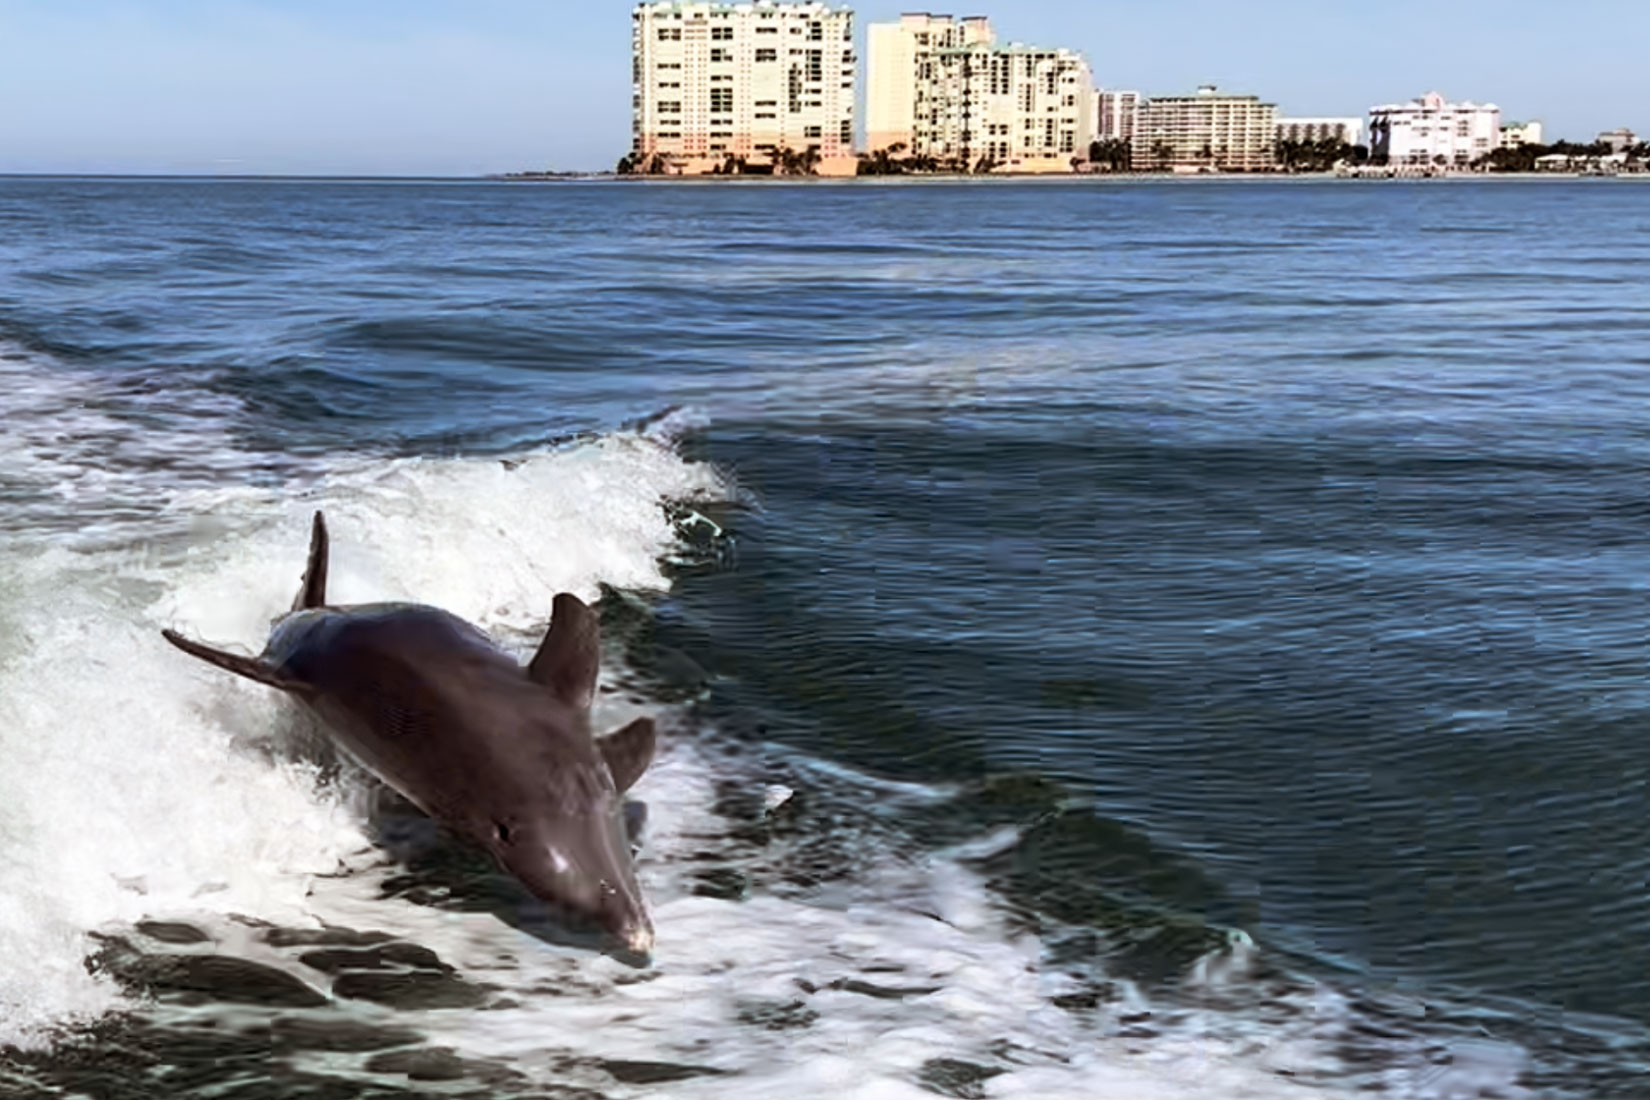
291, 510, 329, 611
600, 716, 656, 793
162, 630, 310, 695
528, 593, 600, 710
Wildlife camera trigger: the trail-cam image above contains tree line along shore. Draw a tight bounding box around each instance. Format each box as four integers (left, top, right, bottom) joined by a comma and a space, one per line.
587, 136, 1650, 179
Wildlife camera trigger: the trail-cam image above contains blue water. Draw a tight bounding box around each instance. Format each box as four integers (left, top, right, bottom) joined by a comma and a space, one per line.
3, 176, 1650, 1097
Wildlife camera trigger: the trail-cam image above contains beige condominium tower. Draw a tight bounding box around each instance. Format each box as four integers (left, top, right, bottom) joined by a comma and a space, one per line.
1132, 85, 1277, 171
630, 0, 856, 175
866, 13, 1094, 172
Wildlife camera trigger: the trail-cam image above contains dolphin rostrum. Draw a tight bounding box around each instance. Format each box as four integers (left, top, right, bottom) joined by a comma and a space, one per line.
162, 511, 657, 957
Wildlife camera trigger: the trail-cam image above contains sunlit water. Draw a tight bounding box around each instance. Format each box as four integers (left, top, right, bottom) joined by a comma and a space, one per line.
2, 177, 1649, 1098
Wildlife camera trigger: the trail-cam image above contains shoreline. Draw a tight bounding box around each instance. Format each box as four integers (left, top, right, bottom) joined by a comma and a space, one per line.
1, 170, 1643, 184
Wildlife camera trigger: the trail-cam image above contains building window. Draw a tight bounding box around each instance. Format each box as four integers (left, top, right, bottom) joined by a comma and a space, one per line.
656, 27, 681, 41
710, 47, 730, 62
805, 125, 822, 138
756, 47, 777, 61
840, 118, 852, 143
808, 22, 822, 40
710, 87, 733, 113
756, 25, 777, 34
711, 26, 732, 41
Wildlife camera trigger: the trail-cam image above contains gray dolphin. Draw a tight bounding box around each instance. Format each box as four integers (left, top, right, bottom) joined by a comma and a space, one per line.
162, 512, 657, 957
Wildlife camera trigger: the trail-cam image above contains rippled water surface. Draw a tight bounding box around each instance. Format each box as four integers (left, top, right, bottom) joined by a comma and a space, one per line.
2, 177, 1650, 1098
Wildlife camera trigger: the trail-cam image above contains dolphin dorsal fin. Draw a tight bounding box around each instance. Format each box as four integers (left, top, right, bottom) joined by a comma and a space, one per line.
529, 593, 600, 710
600, 717, 656, 793
291, 511, 329, 611
162, 630, 310, 695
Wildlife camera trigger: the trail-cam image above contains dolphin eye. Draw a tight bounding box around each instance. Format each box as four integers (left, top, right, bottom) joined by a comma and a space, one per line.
493, 822, 513, 844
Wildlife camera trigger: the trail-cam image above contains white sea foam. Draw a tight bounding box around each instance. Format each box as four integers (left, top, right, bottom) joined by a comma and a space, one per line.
0, 342, 268, 540
0, 351, 1534, 1095
0, 408, 723, 1046
287, 738, 1533, 1100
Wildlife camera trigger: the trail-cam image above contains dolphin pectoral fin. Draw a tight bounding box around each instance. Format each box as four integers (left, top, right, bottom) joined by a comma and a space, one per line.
599, 716, 656, 793
623, 799, 649, 846
528, 592, 600, 710
161, 630, 310, 695
291, 510, 329, 611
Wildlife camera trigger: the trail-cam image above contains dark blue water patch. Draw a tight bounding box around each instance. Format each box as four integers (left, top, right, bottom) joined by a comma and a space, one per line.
665, 410, 1650, 1025
5, 177, 1650, 1052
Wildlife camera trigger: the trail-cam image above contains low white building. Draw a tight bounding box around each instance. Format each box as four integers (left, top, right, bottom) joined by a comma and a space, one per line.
1095, 89, 1142, 142
1500, 120, 1543, 148
1368, 91, 1500, 167
1275, 117, 1364, 148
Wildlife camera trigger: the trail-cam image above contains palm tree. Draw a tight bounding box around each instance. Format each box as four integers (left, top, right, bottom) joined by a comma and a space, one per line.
1152, 140, 1173, 171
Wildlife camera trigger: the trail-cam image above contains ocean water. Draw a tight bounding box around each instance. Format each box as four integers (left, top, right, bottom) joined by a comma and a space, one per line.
1, 176, 1649, 1098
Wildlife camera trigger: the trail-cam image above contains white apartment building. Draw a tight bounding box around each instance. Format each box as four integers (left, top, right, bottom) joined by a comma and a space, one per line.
1500, 120, 1544, 148
866, 14, 1094, 172
1368, 91, 1500, 167
1095, 89, 1142, 142
1275, 116, 1364, 148
1133, 86, 1277, 171
631, 0, 856, 174
1597, 127, 1638, 152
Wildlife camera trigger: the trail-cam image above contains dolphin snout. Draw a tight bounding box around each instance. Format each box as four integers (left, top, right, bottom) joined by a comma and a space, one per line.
600, 886, 654, 959
624, 921, 655, 958
496, 819, 653, 958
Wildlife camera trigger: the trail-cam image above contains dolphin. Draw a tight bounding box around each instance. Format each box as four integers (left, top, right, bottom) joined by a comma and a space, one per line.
162, 511, 657, 957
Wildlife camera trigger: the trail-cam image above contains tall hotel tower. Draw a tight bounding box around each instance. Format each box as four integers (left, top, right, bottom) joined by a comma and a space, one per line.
631, 1, 856, 174
865, 13, 1093, 172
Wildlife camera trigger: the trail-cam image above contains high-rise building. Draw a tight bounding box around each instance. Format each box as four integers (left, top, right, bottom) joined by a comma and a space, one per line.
865, 14, 1094, 172
1274, 117, 1364, 148
1368, 92, 1500, 167
1095, 89, 1142, 143
1132, 86, 1277, 171
866, 14, 991, 154
631, 0, 856, 174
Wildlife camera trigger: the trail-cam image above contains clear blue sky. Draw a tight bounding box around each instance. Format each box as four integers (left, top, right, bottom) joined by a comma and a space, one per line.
0, 0, 1643, 175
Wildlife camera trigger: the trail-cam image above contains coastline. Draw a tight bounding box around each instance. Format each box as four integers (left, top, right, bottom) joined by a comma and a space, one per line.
0, 170, 1642, 185
497, 170, 1650, 184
